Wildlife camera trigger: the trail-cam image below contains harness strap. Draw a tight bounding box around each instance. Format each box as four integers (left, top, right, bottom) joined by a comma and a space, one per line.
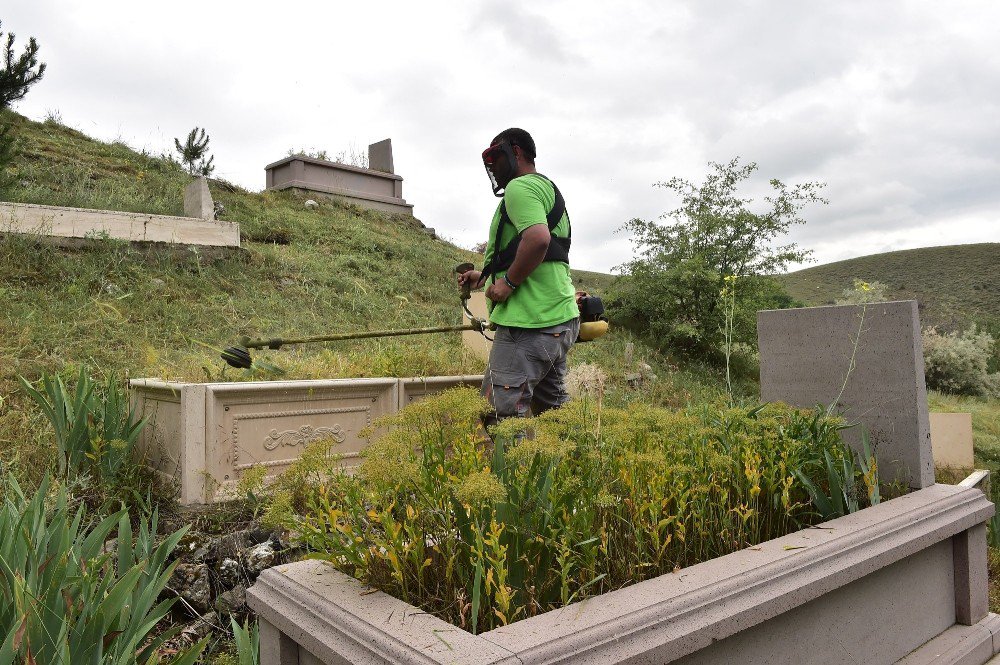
482, 175, 571, 282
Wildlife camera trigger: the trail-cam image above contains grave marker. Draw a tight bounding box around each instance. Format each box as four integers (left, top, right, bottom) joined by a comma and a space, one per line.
183, 176, 215, 220
758, 300, 934, 489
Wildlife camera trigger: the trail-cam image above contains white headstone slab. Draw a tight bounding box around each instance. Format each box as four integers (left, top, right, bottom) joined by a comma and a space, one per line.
184, 176, 215, 220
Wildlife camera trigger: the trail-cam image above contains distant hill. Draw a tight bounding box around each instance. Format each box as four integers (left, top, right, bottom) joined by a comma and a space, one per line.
777, 243, 1000, 330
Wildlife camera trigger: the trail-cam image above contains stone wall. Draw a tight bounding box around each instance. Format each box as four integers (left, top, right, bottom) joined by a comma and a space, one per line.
0, 201, 240, 247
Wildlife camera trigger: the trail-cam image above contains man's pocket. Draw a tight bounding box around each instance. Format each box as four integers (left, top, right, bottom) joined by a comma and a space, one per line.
483, 368, 531, 417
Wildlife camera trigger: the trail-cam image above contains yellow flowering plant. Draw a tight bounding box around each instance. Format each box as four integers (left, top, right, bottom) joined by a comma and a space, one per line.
275, 388, 874, 634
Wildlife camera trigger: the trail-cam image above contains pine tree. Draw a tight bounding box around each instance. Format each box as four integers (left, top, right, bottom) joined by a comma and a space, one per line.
1, 21, 47, 196
174, 127, 215, 176
1, 21, 46, 109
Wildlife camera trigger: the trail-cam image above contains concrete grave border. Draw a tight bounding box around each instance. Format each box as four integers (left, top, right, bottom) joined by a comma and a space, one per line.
130, 376, 484, 505
249, 483, 997, 664
1, 201, 240, 247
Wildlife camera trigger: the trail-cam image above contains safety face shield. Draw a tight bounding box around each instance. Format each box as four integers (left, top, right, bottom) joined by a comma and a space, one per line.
482, 142, 516, 197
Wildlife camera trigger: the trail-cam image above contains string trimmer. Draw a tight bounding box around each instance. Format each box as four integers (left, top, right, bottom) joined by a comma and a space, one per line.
219, 262, 606, 369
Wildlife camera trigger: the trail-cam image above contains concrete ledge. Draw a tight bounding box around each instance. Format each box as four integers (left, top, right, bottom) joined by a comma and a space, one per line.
899, 615, 1000, 664
250, 560, 520, 665
1, 201, 240, 247
248, 484, 994, 664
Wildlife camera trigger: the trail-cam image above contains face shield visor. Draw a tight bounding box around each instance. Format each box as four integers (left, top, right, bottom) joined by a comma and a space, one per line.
482, 141, 517, 197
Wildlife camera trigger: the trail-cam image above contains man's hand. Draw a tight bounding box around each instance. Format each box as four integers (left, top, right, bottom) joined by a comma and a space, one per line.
457, 269, 483, 290
486, 278, 514, 303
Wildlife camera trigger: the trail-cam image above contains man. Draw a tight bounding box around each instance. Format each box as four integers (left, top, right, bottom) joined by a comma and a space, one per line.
457, 128, 579, 424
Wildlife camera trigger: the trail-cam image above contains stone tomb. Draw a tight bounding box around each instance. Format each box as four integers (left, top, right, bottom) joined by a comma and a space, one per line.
130, 375, 483, 505
758, 300, 934, 489
265, 139, 414, 216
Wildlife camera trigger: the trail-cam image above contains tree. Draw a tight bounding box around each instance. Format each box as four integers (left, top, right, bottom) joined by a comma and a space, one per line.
1, 21, 47, 196
0, 20, 46, 109
610, 158, 826, 358
174, 126, 215, 176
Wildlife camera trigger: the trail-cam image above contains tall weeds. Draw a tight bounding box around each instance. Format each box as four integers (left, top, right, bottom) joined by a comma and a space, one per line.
275, 388, 872, 634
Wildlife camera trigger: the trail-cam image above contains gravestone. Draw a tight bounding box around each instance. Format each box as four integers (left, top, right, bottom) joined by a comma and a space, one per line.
929, 412, 974, 470
184, 176, 215, 220
757, 300, 934, 489
368, 138, 394, 174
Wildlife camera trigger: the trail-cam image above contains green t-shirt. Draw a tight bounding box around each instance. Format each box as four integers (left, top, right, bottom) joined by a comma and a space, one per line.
483, 174, 578, 328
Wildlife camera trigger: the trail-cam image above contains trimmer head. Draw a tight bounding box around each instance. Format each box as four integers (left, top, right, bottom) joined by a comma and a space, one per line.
221, 346, 253, 369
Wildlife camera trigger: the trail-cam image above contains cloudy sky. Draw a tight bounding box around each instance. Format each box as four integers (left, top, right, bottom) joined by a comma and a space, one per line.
4, 1, 998, 273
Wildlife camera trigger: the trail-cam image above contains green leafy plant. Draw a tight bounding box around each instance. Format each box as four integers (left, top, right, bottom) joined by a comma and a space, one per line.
0, 475, 206, 664
18, 367, 148, 479
276, 388, 867, 634
611, 157, 825, 358
923, 324, 1000, 397
794, 428, 881, 521
230, 618, 260, 665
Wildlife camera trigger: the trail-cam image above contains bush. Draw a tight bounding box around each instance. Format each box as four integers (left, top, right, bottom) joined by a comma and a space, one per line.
274, 388, 872, 634
0, 475, 205, 664
923, 325, 1000, 397
835, 278, 889, 305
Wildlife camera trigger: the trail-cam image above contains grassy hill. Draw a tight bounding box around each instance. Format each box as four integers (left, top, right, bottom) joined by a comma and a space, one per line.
0, 112, 715, 476
777, 243, 1000, 330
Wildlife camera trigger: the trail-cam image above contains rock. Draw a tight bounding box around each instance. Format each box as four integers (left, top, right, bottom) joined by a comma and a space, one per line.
244, 540, 279, 577
216, 557, 244, 589
179, 611, 219, 642
248, 526, 278, 545
169, 563, 213, 614
174, 532, 211, 562
216, 585, 247, 615
304, 199, 319, 209
420, 227, 437, 239
211, 530, 254, 560
150, 278, 166, 289
213, 201, 225, 219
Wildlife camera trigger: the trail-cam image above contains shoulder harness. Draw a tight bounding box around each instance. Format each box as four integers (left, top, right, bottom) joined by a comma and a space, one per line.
481, 174, 571, 282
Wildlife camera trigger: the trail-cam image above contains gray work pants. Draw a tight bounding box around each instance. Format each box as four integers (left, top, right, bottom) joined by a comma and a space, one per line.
480, 318, 580, 423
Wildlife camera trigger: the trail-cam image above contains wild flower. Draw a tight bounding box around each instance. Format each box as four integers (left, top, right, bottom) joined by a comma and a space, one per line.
455, 471, 506, 506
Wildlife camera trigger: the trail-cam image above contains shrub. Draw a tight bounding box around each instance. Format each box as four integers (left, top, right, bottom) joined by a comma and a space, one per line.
835, 278, 889, 305
923, 325, 1000, 397
275, 388, 871, 634
0, 475, 205, 664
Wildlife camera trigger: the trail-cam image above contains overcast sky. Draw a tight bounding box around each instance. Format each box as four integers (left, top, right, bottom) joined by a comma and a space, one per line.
4, 1, 998, 273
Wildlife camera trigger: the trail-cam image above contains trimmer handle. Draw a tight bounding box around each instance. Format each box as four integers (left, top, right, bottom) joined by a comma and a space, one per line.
455, 262, 476, 301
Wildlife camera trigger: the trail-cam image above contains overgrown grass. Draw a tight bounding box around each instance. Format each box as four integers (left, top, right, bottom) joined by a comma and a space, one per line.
271, 388, 872, 634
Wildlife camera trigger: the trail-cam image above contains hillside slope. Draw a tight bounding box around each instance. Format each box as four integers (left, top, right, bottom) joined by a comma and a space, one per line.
777, 243, 1000, 329
0, 113, 704, 465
